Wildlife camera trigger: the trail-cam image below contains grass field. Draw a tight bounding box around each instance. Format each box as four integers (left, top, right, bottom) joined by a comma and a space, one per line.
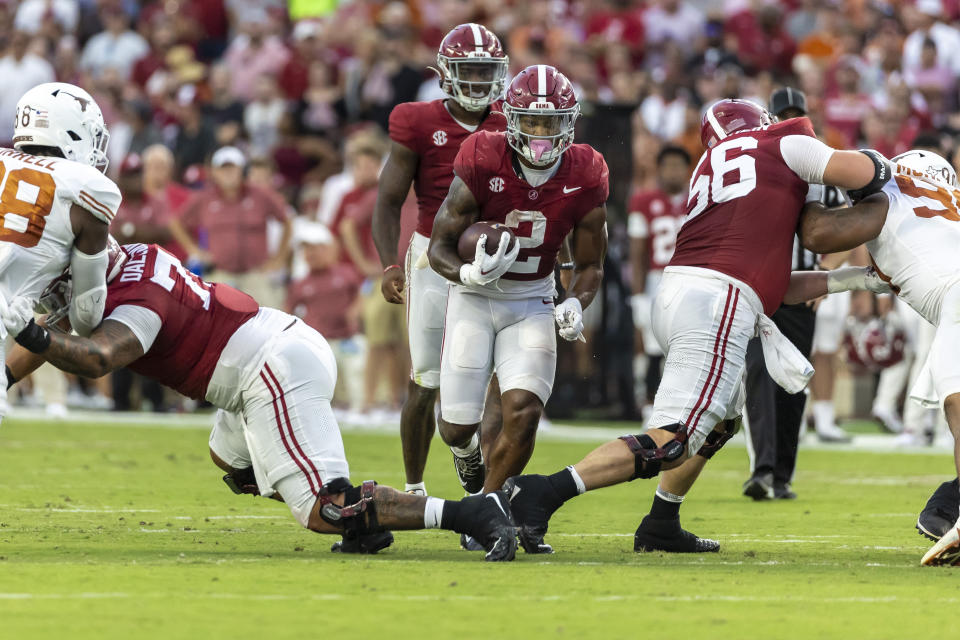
0, 416, 957, 639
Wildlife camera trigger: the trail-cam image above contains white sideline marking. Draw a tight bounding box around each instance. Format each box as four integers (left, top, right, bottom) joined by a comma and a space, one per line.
0, 592, 955, 604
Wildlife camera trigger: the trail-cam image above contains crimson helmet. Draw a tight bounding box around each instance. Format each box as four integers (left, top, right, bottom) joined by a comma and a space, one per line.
503, 64, 579, 167
843, 316, 906, 373
36, 235, 127, 325
700, 99, 772, 149
436, 23, 508, 112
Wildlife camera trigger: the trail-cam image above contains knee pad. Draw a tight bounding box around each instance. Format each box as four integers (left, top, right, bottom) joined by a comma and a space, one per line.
696, 416, 742, 460
619, 426, 687, 480
222, 467, 260, 496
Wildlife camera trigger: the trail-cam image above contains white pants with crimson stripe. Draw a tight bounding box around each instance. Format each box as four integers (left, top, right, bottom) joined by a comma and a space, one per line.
208, 311, 350, 527
648, 267, 761, 455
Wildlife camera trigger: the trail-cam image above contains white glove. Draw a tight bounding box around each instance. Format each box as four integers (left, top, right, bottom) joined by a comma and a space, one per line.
1, 296, 35, 337
826, 266, 892, 295
459, 232, 520, 287
555, 297, 586, 342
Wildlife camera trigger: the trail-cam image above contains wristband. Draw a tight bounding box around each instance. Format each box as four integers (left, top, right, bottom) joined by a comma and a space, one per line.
559, 262, 575, 271
14, 319, 51, 354
383, 264, 402, 274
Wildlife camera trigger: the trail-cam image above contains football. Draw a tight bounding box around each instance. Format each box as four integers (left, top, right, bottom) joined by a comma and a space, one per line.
457, 221, 517, 263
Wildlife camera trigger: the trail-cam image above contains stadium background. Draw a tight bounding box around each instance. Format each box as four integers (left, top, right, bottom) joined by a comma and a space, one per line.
3, 0, 956, 436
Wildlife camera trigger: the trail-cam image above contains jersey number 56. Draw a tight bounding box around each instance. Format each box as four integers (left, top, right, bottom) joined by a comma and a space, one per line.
686, 137, 758, 221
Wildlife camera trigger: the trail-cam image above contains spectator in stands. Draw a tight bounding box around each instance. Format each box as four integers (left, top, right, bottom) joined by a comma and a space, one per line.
107, 100, 164, 176
286, 222, 365, 414
0, 30, 55, 144
334, 137, 406, 415
244, 74, 287, 158
170, 146, 293, 309
341, 26, 421, 131
203, 64, 246, 146
171, 85, 218, 177
223, 17, 290, 102
14, 0, 78, 36
902, 0, 960, 77
80, 4, 149, 80
644, 0, 705, 54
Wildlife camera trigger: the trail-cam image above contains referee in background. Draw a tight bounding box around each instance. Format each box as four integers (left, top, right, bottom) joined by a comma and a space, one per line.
741, 87, 845, 500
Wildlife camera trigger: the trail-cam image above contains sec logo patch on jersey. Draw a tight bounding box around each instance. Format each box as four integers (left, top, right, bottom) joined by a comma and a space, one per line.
432, 130, 448, 146
489, 177, 504, 193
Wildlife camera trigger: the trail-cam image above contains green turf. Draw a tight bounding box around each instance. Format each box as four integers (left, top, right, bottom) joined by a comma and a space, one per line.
0, 418, 955, 639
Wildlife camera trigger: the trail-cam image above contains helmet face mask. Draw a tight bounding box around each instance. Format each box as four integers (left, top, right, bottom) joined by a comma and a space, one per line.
503, 65, 579, 167
13, 83, 110, 171
892, 149, 958, 188
436, 24, 508, 112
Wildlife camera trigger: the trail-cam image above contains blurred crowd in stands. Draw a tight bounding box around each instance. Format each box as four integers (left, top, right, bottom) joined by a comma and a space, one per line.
6, 0, 960, 439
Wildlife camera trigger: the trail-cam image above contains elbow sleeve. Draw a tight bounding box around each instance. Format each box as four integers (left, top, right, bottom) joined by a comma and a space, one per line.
69, 248, 109, 337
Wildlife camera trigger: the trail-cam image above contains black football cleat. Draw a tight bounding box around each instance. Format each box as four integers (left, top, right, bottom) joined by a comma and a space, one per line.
634, 515, 720, 553
917, 478, 960, 542
773, 481, 798, 500
502, 475, 563, 554
453, 447, 485, 495
456, 491, 517, 561
330, 530, 395, 554
742, 472, 774, 501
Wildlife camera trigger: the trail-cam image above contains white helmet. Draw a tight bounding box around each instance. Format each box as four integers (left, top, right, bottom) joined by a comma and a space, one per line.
892, 149, 957, 188
13, 83, 110, 171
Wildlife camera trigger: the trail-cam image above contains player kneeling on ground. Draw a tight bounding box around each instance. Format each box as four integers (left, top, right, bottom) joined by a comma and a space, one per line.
1, 240, 516, 561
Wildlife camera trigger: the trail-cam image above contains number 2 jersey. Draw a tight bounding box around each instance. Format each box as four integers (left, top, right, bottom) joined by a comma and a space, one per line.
103, 244, 260, 402
453, 130, 609, 299
0, 148, 120, 304
669, 118, 822, 314
867, 169, 960, 325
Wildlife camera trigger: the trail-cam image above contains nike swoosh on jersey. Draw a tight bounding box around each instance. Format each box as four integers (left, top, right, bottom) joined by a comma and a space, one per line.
562, 186, 581, 193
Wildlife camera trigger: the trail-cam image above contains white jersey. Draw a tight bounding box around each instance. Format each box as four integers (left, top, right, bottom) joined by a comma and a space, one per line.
868, 170, 960, 324
0, 148, 120, 305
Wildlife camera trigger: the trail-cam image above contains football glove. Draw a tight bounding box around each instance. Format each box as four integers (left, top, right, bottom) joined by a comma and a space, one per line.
459, 232, 520, 288
555, 297, 586, 342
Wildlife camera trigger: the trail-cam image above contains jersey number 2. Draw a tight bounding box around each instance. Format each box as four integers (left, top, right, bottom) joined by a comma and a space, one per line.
504, 210, 547, 274
0, 161, 56, 249
686, 137, 758, 221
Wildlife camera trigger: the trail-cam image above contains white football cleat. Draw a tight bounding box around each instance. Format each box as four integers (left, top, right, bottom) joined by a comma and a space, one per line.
921, 525, 960, 566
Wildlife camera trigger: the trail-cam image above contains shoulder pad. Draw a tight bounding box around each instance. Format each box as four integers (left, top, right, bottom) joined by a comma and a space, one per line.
59, 162, 121, 224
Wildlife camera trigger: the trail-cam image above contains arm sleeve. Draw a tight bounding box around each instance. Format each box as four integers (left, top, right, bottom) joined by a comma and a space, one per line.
69, 247, 109, 336
105, 304, 163, 353
67, 165, 122, 223
779, 135, 836, 184
388, 103, 420, 153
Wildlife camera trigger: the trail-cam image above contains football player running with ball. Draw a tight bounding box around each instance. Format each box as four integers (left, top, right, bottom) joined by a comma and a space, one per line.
372, 23, 508, 497
2, 242, 517, 561
0, 83, 121, 423
503, 99, 895, 555
428, 65, 608, 498
799, 150, 960, 566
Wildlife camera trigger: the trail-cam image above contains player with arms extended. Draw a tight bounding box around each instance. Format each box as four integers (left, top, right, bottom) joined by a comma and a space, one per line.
503, 98, 894, 554
428, 65, 608, 499
372, 23, 509, 496
0, 82, 120, 422
799, 149, 960, 566
2, 242, 517, 561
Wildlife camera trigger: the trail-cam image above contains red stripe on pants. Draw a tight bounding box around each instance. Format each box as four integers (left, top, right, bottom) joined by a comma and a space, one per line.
689, 288, 740, 436
684, 284, 734, 435
260, 368, 321, 496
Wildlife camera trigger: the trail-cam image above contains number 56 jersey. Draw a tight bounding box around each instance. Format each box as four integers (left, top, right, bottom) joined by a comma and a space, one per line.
868, 171, 960, 325
0, 149, 120, 304
670, 118, 818, 314
453, 130, 608, 299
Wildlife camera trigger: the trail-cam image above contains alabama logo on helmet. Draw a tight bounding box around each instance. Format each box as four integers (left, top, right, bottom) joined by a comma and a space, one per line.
435, 23, 509, 112
502, 64, 580, 167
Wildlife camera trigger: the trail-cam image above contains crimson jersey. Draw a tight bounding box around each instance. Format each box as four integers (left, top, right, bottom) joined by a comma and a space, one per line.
454, 130, 608, 298
670, 118, 816, 314
103, 244, 259, 400
627, 189, 687, 271
389, 99, 506, 236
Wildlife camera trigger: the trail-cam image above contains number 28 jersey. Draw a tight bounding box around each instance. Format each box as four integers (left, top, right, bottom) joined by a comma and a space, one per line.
103, 244, 259, 401
0, 149, 120, 304
453, 130, 609, 299
867, 170, 960, 324
670, 118, 817, 314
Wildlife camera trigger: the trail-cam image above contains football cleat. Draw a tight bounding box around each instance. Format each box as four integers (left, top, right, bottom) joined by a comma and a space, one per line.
460, 533, 486, 551
452, 447, 485, 495
921, 526, 960, 566
773, 481, 798, 500
742, 472, 775, 501
502, 475, 563, 554
330, 530, 395, 554
633, 515, 720, 553
916, 479, 960, 541
455, 491, 516, 561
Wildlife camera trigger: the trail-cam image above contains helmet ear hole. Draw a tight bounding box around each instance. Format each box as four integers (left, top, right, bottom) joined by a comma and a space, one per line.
67, 131, 82, 141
